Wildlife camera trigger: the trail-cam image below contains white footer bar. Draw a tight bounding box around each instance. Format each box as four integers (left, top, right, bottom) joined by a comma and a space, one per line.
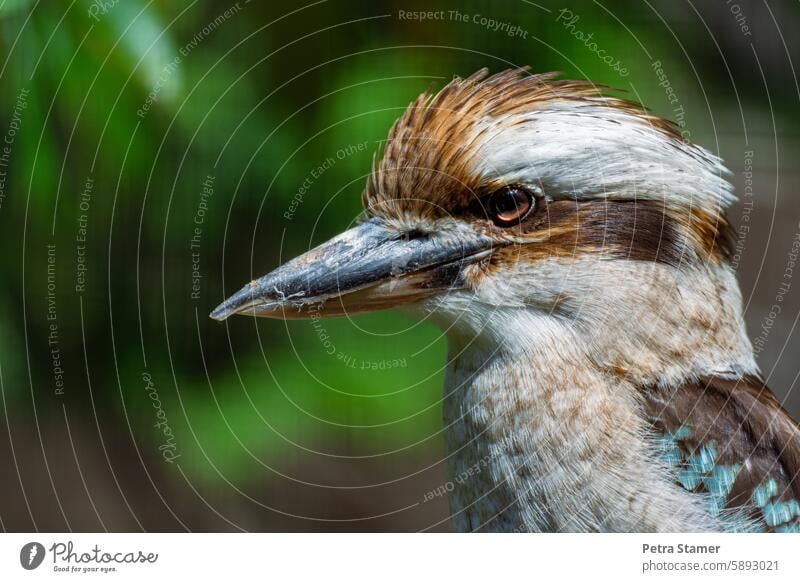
1, 533, 797, 581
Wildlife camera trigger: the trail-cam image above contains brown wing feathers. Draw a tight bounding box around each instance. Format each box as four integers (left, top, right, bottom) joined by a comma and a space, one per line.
642, 374, 800, 531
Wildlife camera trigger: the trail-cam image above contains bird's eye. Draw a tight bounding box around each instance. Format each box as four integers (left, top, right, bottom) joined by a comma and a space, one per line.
487, 186, 534, 227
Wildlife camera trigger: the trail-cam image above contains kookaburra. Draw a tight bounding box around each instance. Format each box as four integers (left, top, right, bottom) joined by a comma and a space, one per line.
211, 69, 800, 532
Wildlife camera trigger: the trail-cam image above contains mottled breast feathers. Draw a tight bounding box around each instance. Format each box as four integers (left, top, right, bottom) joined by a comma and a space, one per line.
643, 374, 800, 532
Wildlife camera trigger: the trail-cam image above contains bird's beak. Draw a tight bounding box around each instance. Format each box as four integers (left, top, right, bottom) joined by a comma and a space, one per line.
210, 218, 495, 321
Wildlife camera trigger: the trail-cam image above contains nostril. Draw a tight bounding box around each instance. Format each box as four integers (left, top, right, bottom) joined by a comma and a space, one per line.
401, 228, 428, 241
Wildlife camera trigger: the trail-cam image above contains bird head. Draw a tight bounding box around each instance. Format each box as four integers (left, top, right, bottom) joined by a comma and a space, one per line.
211, 68, 747, 376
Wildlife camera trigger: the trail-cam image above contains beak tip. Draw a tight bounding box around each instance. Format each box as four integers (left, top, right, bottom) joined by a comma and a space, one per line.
209, 304, 232, 321
209, 286, 257, 322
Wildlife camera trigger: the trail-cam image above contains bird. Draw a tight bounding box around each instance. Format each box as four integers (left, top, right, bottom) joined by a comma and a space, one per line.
211, 68, 800, 533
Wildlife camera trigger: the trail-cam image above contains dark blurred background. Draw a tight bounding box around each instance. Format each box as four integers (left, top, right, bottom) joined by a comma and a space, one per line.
0, 0, 798, 531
